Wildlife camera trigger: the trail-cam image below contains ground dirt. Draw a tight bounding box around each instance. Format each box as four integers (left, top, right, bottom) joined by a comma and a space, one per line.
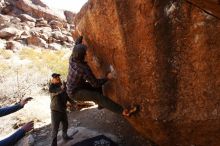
32, 104, 152, 146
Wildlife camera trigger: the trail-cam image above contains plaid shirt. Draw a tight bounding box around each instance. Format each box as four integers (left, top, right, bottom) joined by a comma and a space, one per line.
66, 56, 107, 96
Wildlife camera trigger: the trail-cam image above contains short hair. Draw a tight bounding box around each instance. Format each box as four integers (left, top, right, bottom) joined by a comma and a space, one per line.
51, 73, 60, 78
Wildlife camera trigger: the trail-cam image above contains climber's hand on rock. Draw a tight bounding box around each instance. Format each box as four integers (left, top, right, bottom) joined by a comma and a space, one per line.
20, 97, 33, 107
21, 121, 34, 133
107, 72, 114, 80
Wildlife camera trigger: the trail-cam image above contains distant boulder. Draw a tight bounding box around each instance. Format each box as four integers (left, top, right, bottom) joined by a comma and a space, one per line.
20, 31, 30, 40
18, 14, 36, 22
39, 33, 48, 41
27, 36, 47, 48
24, 21, 35, 28
35, 18, 48, 27
7, 0, 66, 22
52, 31, 66, 41
0, 14, 10, 24
30, 30, 40, 37
1, 4, 13, 15
67, 36, 74, 43
64, 10, 76, 24
0, 27, 21, 40
10, 17, 21, 24
31, 0, 47, 8
49, 20, 63, 29
6, 41, 23, 50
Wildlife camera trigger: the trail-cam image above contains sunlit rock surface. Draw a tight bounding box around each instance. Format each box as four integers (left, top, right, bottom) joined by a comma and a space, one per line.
75, 0, 220, 145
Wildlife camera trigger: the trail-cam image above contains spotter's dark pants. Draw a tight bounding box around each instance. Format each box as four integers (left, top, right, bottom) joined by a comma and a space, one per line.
51, 110, 68, 146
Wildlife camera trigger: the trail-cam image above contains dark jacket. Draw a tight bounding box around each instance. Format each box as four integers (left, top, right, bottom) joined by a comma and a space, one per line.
0, 104, 26, 146
49, 82, 73, 113
66, 57, 107, 96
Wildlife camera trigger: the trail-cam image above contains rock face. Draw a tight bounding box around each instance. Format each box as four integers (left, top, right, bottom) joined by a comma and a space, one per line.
75, 0, 220, 145
7, 0, 66, 21
64, 10, 76, 24
0, 0, 75, 50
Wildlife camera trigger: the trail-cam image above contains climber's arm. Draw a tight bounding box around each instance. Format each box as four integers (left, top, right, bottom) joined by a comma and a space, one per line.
83, 65, 107, 88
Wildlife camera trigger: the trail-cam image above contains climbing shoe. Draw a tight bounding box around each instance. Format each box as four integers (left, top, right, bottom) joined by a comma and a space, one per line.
122, 105, 139, 117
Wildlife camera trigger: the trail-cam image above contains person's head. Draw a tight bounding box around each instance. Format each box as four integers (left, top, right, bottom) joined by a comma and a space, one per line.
51, 73, 61, 84
72, 44, 87, 61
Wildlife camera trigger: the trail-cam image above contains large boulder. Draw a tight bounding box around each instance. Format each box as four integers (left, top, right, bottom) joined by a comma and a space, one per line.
75, 0, 220, 146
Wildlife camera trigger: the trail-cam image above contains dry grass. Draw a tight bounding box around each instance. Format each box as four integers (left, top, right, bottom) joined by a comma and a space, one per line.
19, 48, 71, 77
0, 49, 13, 59
0, 47, 71, 104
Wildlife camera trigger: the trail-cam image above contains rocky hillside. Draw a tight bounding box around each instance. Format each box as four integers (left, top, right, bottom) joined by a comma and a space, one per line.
75, 0, 220, 146
0, 0, 76, 51
0, 0, 75, 143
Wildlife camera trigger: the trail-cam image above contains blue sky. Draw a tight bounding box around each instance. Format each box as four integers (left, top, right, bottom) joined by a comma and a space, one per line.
41, 0, 88, 12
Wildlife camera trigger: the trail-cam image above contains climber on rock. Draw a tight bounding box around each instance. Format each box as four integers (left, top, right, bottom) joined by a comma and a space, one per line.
49, 73, 75, 146
66, 36, 138, 117
0, 97, 34, 146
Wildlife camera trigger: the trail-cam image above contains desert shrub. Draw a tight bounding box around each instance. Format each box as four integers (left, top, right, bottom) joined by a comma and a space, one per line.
19, 48, 71, 77
0, 47, 71, 105
0, 66, 49, 105
0, 62, 10, 72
